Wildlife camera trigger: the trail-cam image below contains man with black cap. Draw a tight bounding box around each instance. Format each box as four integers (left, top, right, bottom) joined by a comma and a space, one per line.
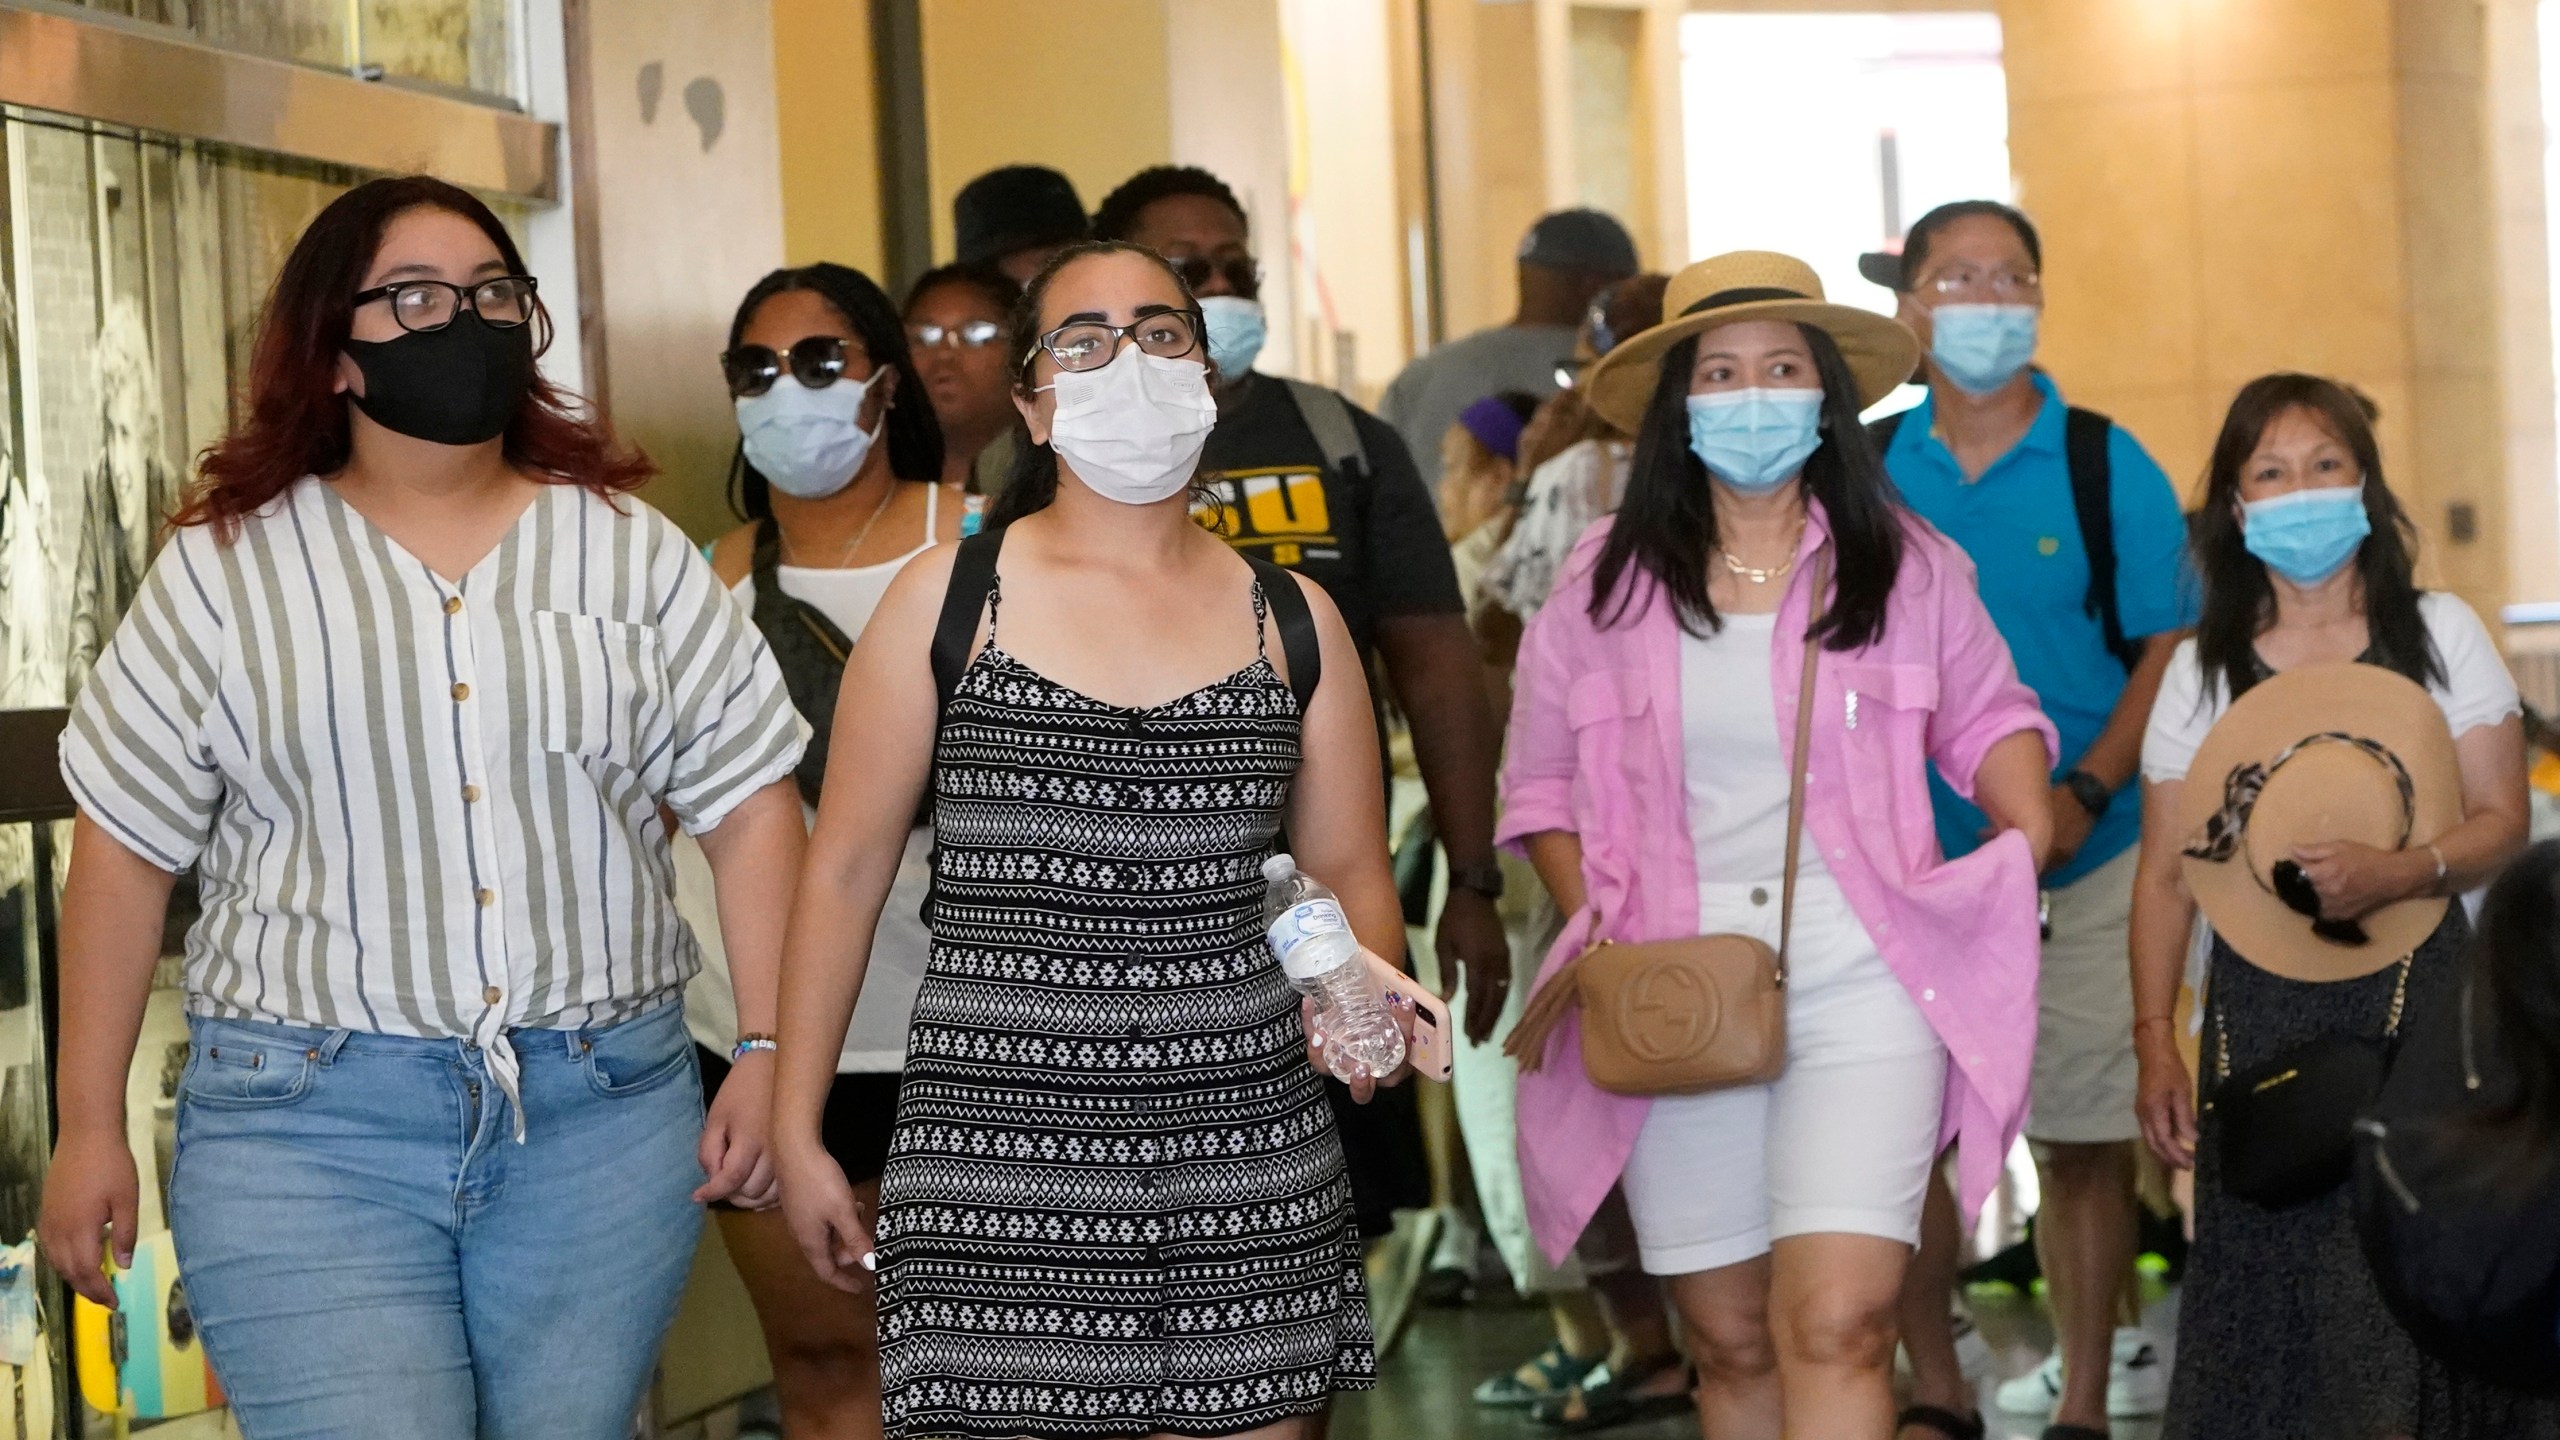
952, 164, 1090, 284
1382, 208, 1639, 493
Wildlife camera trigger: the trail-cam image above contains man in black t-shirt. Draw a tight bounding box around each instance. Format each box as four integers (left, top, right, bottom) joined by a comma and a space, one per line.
1095, 166, 1510, 1236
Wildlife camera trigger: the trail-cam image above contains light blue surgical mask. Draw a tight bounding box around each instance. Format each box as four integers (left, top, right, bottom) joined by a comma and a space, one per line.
1928, 303, 2039, 395
1199, 295, 1267, 380
736, 370, 880, 499
2242, 483, 2371, 585
1686, 388, 1824, 493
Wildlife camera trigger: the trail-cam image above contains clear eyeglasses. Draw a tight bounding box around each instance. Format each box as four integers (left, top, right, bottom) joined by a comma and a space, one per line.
1023, 309, 1203, 374
351, 275, 539, 333
911, 319, 1004, 351
1922, 266, 2041, 301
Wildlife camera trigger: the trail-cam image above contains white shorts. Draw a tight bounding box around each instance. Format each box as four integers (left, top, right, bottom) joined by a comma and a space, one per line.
1618, 874, 1948, 1276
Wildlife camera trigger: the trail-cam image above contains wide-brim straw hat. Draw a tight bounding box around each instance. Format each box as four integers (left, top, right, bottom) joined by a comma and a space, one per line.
2178, 662, 2462, 981
1582, 251, 1920, 434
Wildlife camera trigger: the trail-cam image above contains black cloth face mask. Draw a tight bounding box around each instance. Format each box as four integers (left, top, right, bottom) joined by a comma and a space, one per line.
344, 312, 535, 446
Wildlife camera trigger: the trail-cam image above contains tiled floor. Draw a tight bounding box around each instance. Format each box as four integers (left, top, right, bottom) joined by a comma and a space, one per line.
1333, 1289, 2176, 1440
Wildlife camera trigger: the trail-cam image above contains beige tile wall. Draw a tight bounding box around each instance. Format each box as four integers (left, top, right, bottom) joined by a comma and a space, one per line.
2000, 0, 2543, 622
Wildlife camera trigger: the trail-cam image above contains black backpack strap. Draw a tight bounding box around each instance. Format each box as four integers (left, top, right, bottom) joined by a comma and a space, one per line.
1244, 555, 1320, 711
2064, 406, 2140, 672
921, 527, 1005, 927
931, 528, 1006, 715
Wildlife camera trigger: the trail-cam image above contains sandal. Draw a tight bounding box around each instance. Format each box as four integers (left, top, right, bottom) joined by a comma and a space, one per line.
1532, 1351, 1694, 1433
1472, 1340, 1604, 1408
1896, 1404, 1987, 1440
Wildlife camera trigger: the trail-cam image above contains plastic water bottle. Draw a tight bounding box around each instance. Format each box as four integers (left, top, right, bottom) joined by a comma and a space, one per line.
1261, 853, 1406, 1080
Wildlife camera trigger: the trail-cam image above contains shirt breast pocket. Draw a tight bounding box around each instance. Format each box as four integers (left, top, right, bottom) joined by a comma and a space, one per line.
528, 610, 666, 775
1833, 660, 1939, 828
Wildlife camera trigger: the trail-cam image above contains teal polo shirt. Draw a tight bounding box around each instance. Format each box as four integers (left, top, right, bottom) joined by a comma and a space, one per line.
1883, 373, 2198, 887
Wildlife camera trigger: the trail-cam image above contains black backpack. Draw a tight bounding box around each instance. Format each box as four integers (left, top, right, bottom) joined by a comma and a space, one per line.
2352, 971, 2560, 1395
1868, 405, 2141, 671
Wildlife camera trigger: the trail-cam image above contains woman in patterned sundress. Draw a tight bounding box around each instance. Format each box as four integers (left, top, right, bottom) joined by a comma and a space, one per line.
775, 241, 1409, 1440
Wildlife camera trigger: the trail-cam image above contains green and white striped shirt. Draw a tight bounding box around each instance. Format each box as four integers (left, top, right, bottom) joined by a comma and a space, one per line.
62, 478, 807, 1127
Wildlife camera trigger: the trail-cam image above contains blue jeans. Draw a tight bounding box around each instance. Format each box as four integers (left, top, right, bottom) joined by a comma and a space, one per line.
167, 1001, 704, 1440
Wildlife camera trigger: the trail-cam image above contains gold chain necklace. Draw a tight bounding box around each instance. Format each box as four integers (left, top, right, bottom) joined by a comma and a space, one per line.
786, 478, 899, 570
1716, 523, 1806, 585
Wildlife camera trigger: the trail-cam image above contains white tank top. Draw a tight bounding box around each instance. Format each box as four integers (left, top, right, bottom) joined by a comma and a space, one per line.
1678, 611, 1827, 886
679, 484, 942, 1071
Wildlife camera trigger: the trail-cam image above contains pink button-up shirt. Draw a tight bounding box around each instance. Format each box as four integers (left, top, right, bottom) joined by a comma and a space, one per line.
1497, 504, 2057, 1266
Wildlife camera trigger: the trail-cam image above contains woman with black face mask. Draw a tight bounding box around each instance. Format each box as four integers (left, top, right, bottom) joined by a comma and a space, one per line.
675, 263, 952, 1440
37, 176, 810, 1440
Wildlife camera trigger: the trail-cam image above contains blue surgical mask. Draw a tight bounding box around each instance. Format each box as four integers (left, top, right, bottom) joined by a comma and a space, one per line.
1929, 303, 2039, 395
737, 369, 881, 499
2242, 483, 2371, 585
1686, 388, 1824, 493
1199, 295, 1267, 380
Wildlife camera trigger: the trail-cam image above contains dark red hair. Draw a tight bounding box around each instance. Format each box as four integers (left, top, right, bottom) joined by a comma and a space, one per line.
175, 175, 651, 537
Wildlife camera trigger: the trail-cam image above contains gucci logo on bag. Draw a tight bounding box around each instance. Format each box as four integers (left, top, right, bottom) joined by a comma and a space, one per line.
1614, 961, 1716, 1062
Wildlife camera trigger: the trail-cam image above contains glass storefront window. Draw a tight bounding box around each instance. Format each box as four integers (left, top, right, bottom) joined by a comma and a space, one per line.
71, 0, 520, 104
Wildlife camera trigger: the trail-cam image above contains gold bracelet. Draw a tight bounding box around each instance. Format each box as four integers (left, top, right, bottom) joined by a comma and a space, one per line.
2426, 843, 2449, 889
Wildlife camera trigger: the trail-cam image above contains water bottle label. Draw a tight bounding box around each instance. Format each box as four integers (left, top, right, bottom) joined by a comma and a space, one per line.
1267, 898, 1353, 979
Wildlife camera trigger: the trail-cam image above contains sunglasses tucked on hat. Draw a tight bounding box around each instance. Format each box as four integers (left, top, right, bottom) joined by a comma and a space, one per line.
1580, 250, 1921, 434
2177, 662, 2463, 982
954, 165, 1090, 268
1517, 209, 1640, 279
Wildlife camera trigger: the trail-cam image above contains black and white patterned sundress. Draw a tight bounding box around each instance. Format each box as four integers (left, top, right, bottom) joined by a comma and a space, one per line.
875, 570, 1376, 1439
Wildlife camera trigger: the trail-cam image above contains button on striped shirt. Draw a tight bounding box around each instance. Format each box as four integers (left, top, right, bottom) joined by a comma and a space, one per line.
61, 478, 808, 1132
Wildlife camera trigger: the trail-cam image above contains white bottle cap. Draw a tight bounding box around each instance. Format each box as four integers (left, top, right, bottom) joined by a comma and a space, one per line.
1261, 853, 1297, 883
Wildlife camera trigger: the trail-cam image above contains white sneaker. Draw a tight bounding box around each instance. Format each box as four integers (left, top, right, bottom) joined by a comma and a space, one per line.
1953, 1310, 1994, 1383
1894, 1306, 1993, 1383
1993, 1329, 2167, 1419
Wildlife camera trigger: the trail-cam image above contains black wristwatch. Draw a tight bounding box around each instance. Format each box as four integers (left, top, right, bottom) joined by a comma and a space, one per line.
1448, 861, 1506, 901
2062, 769, 2113, 819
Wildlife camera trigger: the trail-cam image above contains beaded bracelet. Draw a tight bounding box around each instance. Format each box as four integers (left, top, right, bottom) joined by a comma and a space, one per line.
731, 1033, 778, 1063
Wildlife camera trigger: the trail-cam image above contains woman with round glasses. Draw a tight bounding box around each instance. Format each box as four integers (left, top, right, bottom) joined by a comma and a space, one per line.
39, 175, 809, 1439
681, 262, 954, 1440
773, 240, 1409, 1439
902, 262, 1023, 498
2131, 375, 2535, 1439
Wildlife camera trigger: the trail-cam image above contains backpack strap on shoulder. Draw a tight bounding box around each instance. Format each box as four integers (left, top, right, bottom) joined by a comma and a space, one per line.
1244, 555, 1321, 712
931, 527, 1006, 715
2064, 406, 2139, 671
1280, 377, 1370, 481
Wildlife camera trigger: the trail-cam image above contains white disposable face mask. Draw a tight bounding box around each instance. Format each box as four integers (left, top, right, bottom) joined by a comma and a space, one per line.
1038, 343, 1218, 505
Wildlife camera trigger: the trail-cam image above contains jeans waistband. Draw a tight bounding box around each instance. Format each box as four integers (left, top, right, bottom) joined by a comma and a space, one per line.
185, 992, 684, 1063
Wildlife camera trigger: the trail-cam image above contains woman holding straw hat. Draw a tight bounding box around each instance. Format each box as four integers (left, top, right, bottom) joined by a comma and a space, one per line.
2130, 373, 2541, 1439
1499, 251, 2058, 1438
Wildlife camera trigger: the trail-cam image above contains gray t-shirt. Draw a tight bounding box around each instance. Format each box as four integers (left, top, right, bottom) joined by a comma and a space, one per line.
1380, 323, 1575, 495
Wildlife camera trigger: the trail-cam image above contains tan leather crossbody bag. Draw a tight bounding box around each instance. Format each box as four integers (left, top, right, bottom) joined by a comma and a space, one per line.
1505, 555, 1825, 1096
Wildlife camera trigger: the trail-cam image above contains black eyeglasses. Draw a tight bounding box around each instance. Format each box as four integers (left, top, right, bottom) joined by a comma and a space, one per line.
721, 336, 865, 397
1021, 310, 1204, 376
1171, 253, 1261, 300
909, 320, 1003, 351
352, 276, 538, 334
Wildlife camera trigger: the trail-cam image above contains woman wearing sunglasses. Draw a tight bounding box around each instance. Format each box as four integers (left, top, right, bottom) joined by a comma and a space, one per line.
773, 240, 1409, 1439
39, 176, 808, 1438
684, 261, 954, 1440
2130, 375, 2531, 1439
902, 262, 1023, 498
